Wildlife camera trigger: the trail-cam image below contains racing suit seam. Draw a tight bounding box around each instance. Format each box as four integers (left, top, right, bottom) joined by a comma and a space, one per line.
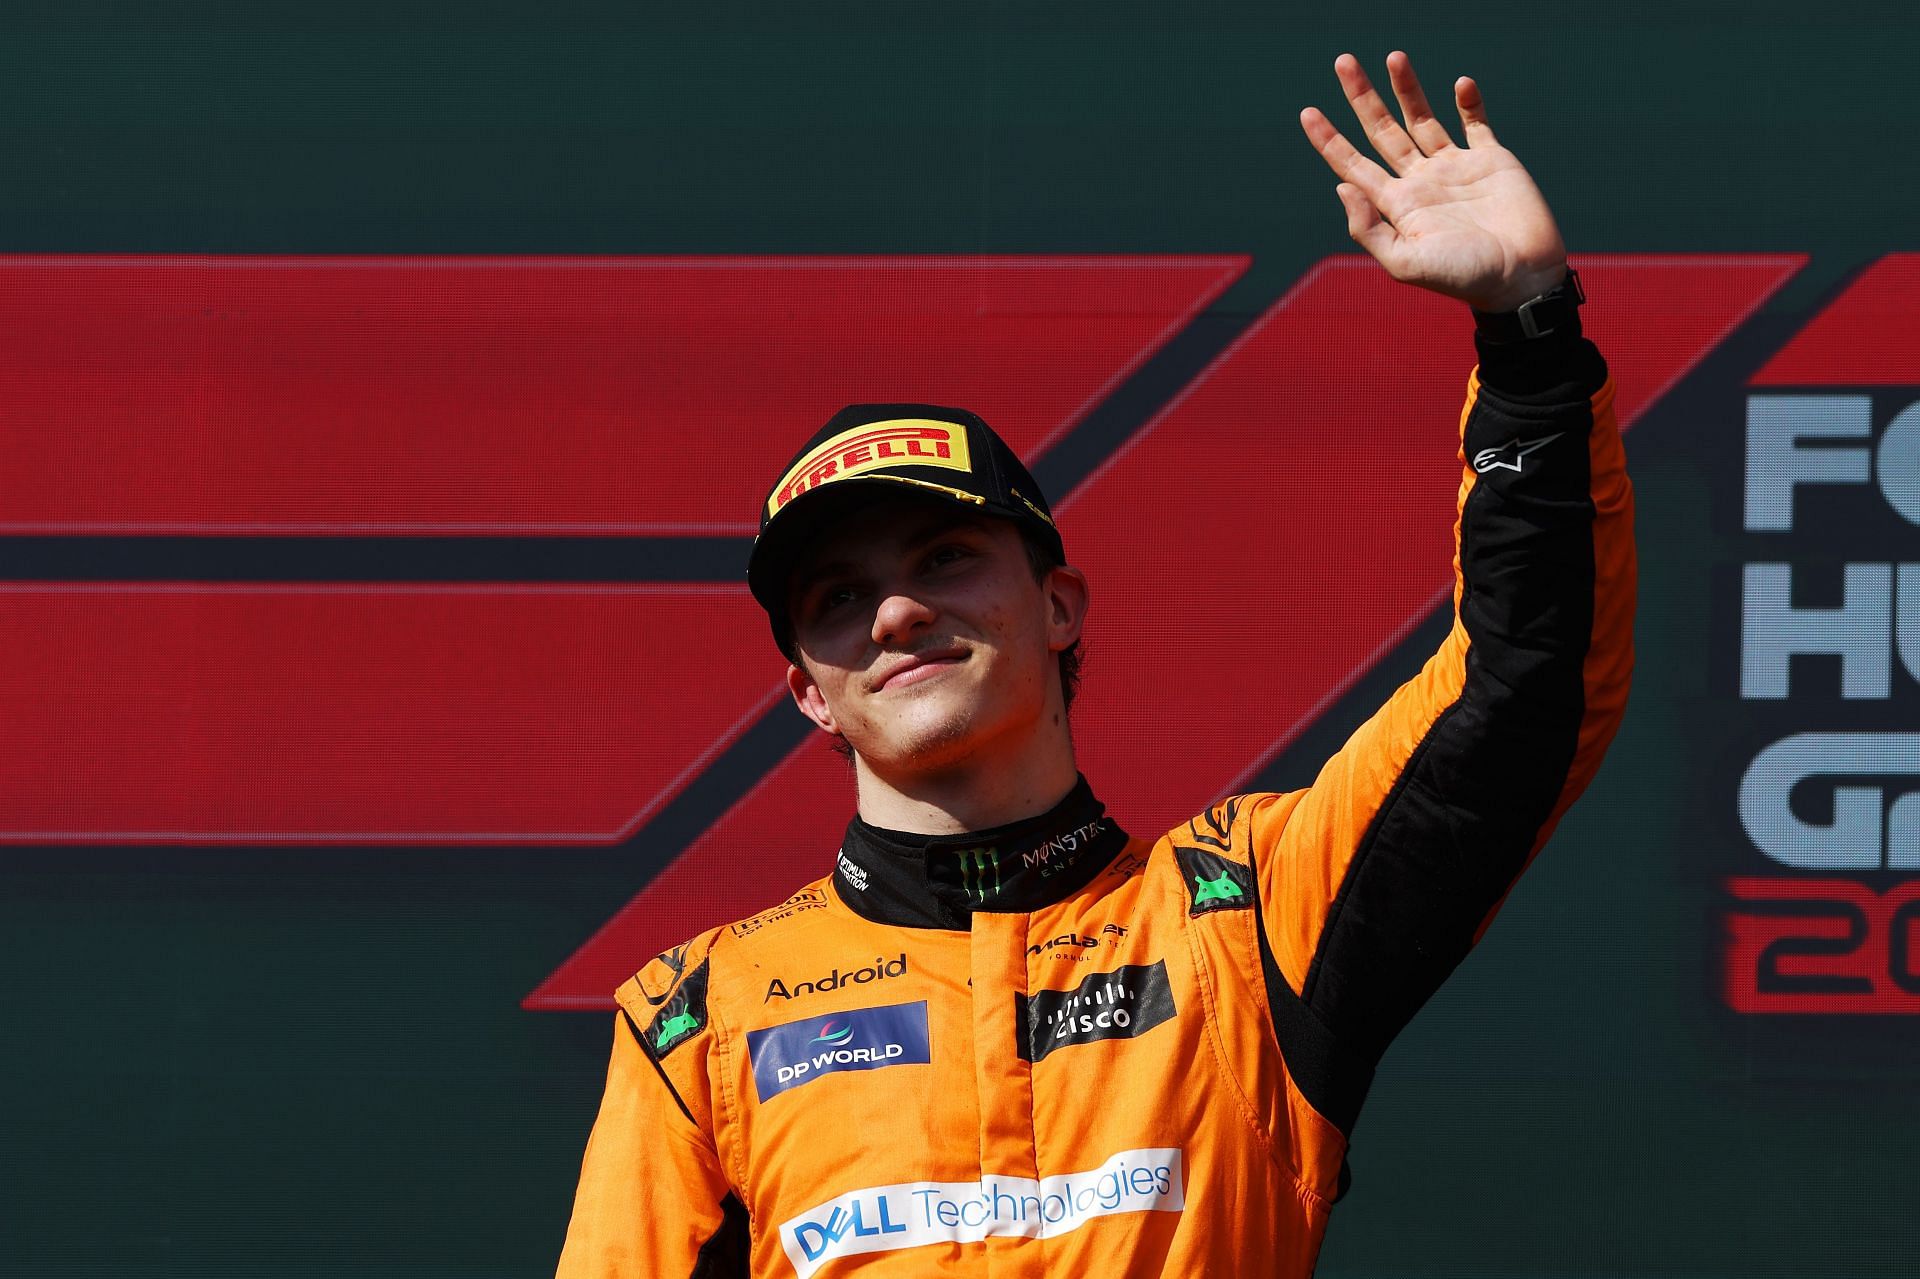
1221, 824, 1344, 1214
1176, 852, 1327, 1213
1180, 914, 1274, 1163
1015, 908, 1050, 1269
703, 944, 756, 1239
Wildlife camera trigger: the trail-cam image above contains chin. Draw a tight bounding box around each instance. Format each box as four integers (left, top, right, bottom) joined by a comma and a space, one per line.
858, 699, 995, 773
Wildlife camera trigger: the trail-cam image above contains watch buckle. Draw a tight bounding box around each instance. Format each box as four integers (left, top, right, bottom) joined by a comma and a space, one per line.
1515, 268, 1584, 340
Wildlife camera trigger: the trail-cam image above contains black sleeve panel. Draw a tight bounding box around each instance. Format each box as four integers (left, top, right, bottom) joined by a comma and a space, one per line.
690, 1194, 751, 1279
1299, 332, 1611, 1066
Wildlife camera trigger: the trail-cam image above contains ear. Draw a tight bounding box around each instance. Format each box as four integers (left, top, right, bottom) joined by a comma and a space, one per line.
786, 660, 842, 736
1042, 564, 1090, 653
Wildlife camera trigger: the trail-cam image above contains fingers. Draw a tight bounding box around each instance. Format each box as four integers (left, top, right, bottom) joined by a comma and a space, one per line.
1384, 50, 1456, 155
1298, 106, 1394, 206
1454, 75, 1499, 146
1335, 183, 1399, 263
1332, 53, 1423, 174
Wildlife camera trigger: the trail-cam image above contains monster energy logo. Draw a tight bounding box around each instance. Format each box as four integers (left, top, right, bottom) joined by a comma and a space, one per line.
1191, 872, 1243, 905
957, 846, 1002, 902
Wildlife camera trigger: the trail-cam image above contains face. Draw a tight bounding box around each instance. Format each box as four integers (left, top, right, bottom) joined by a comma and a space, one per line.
782, 494, 1087, 777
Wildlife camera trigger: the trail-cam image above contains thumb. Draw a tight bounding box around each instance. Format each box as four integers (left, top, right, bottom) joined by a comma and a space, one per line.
1335, 183, 1399, 262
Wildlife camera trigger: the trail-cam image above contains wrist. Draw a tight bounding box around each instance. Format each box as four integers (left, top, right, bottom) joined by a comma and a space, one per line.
1464, 263, 1571, 316
1472, 267, 1584, 344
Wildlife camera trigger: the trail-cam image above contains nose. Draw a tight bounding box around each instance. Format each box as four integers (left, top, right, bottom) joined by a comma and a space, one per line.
871, 587, 938, 647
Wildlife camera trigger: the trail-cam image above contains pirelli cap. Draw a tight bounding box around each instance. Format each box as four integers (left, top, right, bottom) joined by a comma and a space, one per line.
747, 403, 1065, 650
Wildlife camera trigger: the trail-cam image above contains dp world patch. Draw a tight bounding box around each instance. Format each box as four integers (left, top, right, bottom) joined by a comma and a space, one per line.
747, 1000, 931, 1101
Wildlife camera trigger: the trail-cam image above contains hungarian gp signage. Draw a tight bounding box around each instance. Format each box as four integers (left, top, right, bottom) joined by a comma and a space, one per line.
1726, 254, 1920, 1013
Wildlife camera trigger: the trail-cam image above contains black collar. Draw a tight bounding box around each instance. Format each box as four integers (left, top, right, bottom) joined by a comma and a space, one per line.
832, 777, 1130, 929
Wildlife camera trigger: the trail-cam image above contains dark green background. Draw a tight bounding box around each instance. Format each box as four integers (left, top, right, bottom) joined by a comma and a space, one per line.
4, 4, 1915, 1275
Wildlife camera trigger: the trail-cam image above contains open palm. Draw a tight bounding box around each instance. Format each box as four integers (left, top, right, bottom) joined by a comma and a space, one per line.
1300, 52, 1566, 313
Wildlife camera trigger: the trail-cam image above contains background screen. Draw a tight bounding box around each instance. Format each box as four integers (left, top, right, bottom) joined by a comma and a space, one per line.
3, 4, 1914, 1275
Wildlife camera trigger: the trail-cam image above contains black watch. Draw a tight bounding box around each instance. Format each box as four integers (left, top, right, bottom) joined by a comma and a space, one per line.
1473, 267, 1585, 342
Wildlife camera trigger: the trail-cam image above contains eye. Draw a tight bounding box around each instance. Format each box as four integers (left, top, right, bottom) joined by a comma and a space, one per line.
924, 542, 973, 570
815, 584, 860, 614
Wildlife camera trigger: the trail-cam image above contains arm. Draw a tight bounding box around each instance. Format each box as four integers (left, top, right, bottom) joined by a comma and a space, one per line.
555, 951, 748, 1279
1238, 53, 1636, 1077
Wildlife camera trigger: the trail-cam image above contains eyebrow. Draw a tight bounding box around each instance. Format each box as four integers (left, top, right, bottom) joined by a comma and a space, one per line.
799, 512, 992, 583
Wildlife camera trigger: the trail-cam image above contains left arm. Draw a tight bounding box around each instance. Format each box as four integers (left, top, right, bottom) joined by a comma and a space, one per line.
1234, 52, 1636, 1077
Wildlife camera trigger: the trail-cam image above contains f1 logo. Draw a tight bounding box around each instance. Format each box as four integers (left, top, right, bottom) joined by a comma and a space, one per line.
0, 252, 1806, 1010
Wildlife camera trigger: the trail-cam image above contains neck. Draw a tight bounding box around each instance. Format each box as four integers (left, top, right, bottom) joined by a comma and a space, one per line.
849, 700, 1078, 834
835, 774, 1127, 929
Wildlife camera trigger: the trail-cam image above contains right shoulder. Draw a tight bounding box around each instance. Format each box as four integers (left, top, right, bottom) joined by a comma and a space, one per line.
612, 876, 843, 1040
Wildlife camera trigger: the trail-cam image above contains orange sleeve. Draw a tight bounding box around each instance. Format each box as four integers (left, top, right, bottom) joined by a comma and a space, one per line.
555, 952, 747, 1277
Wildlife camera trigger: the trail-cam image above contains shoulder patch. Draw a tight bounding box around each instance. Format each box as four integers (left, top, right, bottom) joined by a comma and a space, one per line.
730, 884, 831, 938
635, 941, 695, 1008
1173, 844, 1254, 917
1183, 795, 1244, 853
646, 956, 712, 1059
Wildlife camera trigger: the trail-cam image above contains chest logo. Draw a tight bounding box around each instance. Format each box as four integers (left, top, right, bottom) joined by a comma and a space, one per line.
766, 953, 909, 1002
779, 1148, 1185, 1278
1173, 844, 1256, 917
1016, 960, 1178, 1062
747, 1001, 932, 1101
645, 956, 711, 1059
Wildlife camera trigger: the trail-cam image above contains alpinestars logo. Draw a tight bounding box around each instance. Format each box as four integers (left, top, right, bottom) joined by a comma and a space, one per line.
778, 1148, 1185, 1278
1472, 431, 1563, 474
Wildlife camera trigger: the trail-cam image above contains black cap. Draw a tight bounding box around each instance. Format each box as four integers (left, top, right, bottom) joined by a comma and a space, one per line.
747, 403, 1065, 652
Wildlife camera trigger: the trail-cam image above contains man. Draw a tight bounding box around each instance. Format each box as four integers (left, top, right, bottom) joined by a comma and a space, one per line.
557, 50, 1634, 1277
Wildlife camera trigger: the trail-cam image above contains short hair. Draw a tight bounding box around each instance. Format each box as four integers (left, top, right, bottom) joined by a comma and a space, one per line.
1016, 526, 1082, 712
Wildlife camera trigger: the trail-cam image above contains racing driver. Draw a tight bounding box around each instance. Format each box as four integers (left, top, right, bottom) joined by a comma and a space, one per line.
556, 49, 1635, 1277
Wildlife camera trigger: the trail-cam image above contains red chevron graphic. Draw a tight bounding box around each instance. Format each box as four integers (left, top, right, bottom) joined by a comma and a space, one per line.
0, 255, 1244, 533
1749, 253, 1920, 386
0, 585, 773, 844
0, 256, 1243, 843
528, 253, 1804, 1009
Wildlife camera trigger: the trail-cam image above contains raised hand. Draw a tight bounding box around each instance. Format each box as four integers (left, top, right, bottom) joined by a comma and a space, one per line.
1300, 52, 1567, 314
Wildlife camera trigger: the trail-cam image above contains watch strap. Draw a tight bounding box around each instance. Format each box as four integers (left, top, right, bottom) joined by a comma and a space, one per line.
1473, 267, 1585, 343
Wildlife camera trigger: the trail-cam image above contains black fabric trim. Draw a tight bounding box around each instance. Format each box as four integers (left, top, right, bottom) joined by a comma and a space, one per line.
690, 1192, 750, 1279
1171, 844, 1255, 917
834, 776, 1129, 929
646, 957, 712, 1059
623, 1009, 697, 1129
1300, 339, 1603, 1065
1246, 875, 1373, 1139
1472, 323, 1607, 400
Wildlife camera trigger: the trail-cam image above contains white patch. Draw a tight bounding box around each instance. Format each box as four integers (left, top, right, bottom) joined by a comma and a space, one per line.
779, 1148, 1184, 1276
836, 851, 869, 892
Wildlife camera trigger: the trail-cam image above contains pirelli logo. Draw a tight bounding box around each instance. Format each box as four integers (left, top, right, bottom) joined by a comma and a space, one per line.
767, 420, 973, 517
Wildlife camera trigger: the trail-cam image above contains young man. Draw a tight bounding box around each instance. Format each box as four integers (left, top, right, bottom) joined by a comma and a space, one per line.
556, 51, 1634, 1277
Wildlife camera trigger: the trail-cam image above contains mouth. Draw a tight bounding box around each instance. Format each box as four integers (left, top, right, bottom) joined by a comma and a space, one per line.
873, 645, 969, 692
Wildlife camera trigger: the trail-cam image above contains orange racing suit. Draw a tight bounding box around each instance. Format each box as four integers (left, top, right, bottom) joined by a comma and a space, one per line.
555, 321, 1636, 1277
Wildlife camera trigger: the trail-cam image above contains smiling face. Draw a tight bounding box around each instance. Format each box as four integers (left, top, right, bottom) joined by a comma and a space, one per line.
782, 492, 1087, 782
